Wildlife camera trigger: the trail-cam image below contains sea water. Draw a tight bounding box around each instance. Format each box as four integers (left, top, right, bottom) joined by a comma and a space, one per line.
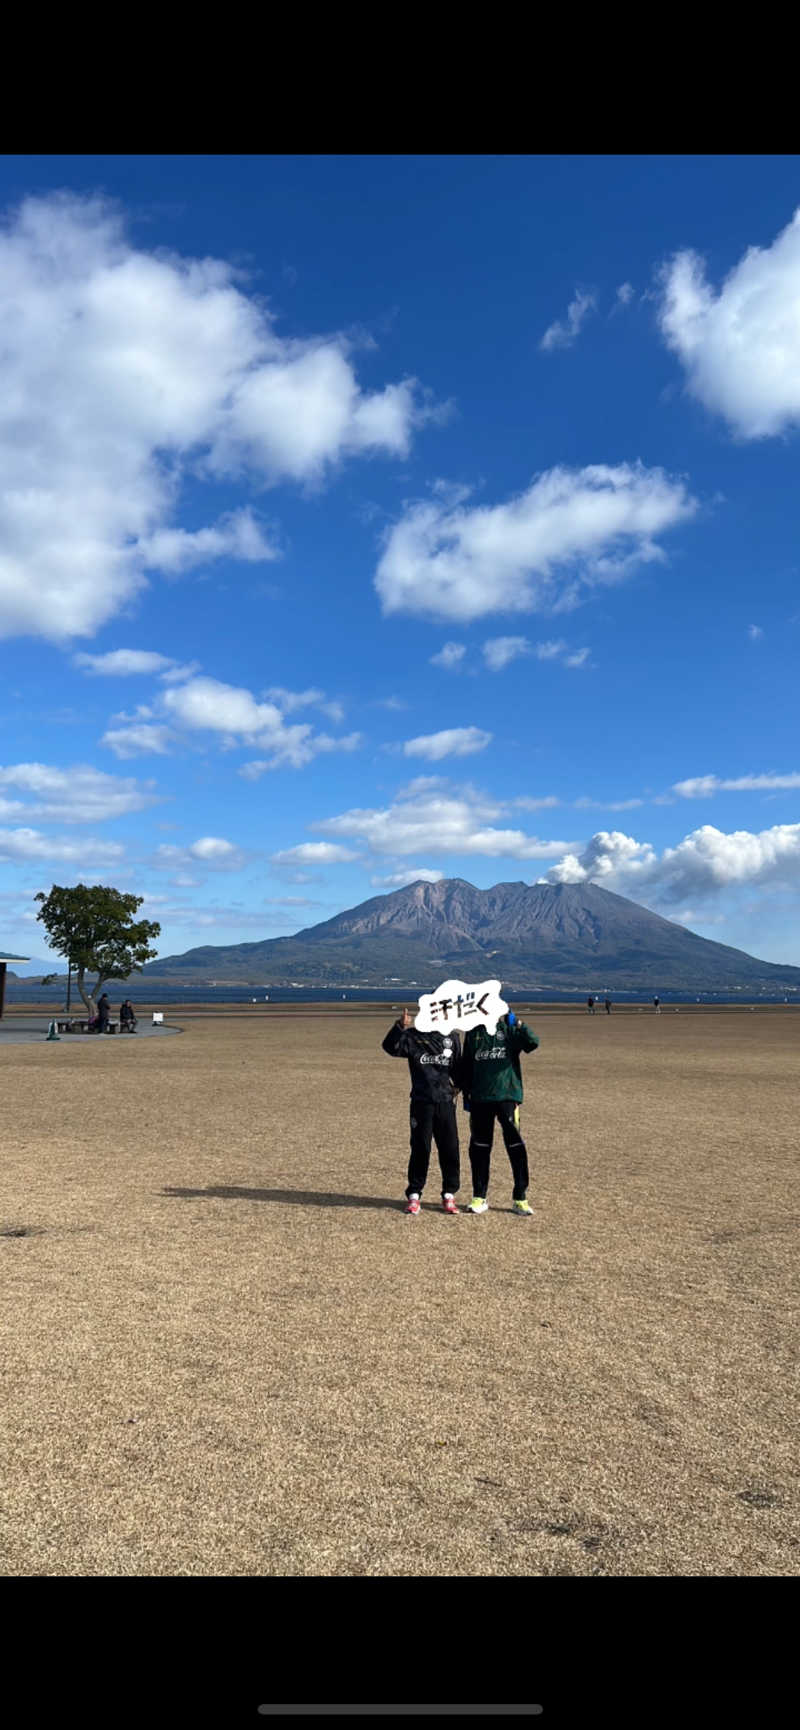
5, 982, 798, 1007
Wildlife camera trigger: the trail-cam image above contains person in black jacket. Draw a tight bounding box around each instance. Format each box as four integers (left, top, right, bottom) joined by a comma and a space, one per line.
383, 1006, 463, 1214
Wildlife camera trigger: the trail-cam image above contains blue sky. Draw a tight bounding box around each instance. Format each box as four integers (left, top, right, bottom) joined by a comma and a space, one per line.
2, 154, 800, 969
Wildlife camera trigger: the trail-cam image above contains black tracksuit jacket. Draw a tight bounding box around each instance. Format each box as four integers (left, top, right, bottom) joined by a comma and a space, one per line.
382, 1020, 463, 1103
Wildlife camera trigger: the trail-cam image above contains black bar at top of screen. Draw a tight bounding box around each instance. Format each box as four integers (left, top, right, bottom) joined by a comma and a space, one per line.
257, 1710, 544, 1718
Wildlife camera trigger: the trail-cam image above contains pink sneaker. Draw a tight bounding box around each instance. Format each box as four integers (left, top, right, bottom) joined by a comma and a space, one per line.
404, 1195, 421, 1215
442, 1194, 459, 1214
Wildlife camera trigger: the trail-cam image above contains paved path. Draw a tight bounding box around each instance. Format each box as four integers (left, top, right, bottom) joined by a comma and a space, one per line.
0, 1016, 181, 1045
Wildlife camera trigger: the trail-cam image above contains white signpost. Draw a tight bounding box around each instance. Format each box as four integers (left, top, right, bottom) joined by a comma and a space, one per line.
414, 977, 508, 1036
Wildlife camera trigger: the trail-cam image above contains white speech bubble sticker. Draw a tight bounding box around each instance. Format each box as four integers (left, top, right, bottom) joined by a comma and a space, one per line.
415, 978, 508, 1036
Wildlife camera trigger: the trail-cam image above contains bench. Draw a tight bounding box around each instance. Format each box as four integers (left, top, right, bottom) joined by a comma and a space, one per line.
57, 1018, 129, 1035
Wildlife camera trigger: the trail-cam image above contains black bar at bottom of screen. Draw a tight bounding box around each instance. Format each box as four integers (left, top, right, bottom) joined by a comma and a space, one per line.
256, 1711, 544, 1718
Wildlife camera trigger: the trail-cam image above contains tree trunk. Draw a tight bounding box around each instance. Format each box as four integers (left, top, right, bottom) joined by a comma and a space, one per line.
77, 969, 105, 1018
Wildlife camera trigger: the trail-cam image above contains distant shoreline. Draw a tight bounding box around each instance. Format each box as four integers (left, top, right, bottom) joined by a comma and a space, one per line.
4, 999, 799, 1017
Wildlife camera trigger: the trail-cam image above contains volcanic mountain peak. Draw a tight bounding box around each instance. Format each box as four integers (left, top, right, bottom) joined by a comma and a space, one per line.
306, 877, 683, 947
318, 876, 496, 942
143, 875, 800, 990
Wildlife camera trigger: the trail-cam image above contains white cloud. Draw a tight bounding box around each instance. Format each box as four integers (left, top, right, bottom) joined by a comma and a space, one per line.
263, 896, 322, 907
314, 782, 577, 860
190, 837, 238, 862
542, 822, 800, 904
264, 686, 325, 710
482, 635, 590, 672
616, 282, 635, 307
75, 648, 175, 677
139, 508, 277, 574
540, 289, 596, 352
430, 642, 466, 670
239, 734, 362, 777
748, 624, 764, 640
402, 727, 492, 761
102, 723, 175, 759
658, 208, 800, 438
0, 761, 160, 822
673, 772, 800, 798
375, 463, 696, 624
544, 830, 655, 887
370, 867, 445, 887
483, 636, 530, 672
163, 677, 283, 737
513, 796, 561, 811
264, 687, 345, 723
77, 649, 200, 692
138, 895, 302, 937
318, 699, 345, 724
159, 661, 201, 684
671, 908, 727, 927
97, 670, 360, 768
395, 775, 446, 797
157, 675, 361, 770
574, 796, 644, 811
154, 836, 248, 872
214, 357, 431, 484
0, 826, 124, 864
0, 193, 436, 643
271, 842, 360, 865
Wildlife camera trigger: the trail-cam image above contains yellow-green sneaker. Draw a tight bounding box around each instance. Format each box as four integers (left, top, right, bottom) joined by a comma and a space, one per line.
512, 1198, 534, 1216
467, 1196, 489, 1214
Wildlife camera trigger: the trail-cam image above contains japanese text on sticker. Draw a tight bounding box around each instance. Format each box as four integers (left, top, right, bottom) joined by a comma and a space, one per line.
415, 978, 508, 1035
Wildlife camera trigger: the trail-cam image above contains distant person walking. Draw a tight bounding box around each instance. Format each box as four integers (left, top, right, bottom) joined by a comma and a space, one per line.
604, 996, 612, 1014
653, 996, 661, 1014
96, 992, 111, 1034
460, 1011, 539, 1215
383, 1007, 462, 1214
587, 996, 595, 1014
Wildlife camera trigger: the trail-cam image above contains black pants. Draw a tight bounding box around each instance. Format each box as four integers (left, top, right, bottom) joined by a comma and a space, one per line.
406, 1098, 460, 1197
469, 1100, 529, 1200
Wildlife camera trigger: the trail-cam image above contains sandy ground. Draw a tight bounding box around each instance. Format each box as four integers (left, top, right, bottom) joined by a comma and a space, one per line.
1, 1006, 798, 1577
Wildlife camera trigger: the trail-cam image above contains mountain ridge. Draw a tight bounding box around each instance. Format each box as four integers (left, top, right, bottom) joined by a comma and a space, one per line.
141, 878, 800, 991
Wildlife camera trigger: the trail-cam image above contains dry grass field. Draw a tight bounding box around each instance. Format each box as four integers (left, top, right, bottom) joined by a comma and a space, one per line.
1, 1005, 798, 1577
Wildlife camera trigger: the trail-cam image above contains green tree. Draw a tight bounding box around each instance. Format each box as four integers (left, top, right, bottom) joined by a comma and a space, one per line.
34, 884, 161, 1018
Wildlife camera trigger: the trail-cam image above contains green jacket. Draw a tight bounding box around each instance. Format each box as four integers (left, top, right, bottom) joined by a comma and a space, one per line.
461, 1015, 539, 1104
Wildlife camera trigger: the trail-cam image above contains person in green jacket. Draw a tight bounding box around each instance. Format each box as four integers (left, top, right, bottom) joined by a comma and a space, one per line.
460, 1009, 539, 1215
